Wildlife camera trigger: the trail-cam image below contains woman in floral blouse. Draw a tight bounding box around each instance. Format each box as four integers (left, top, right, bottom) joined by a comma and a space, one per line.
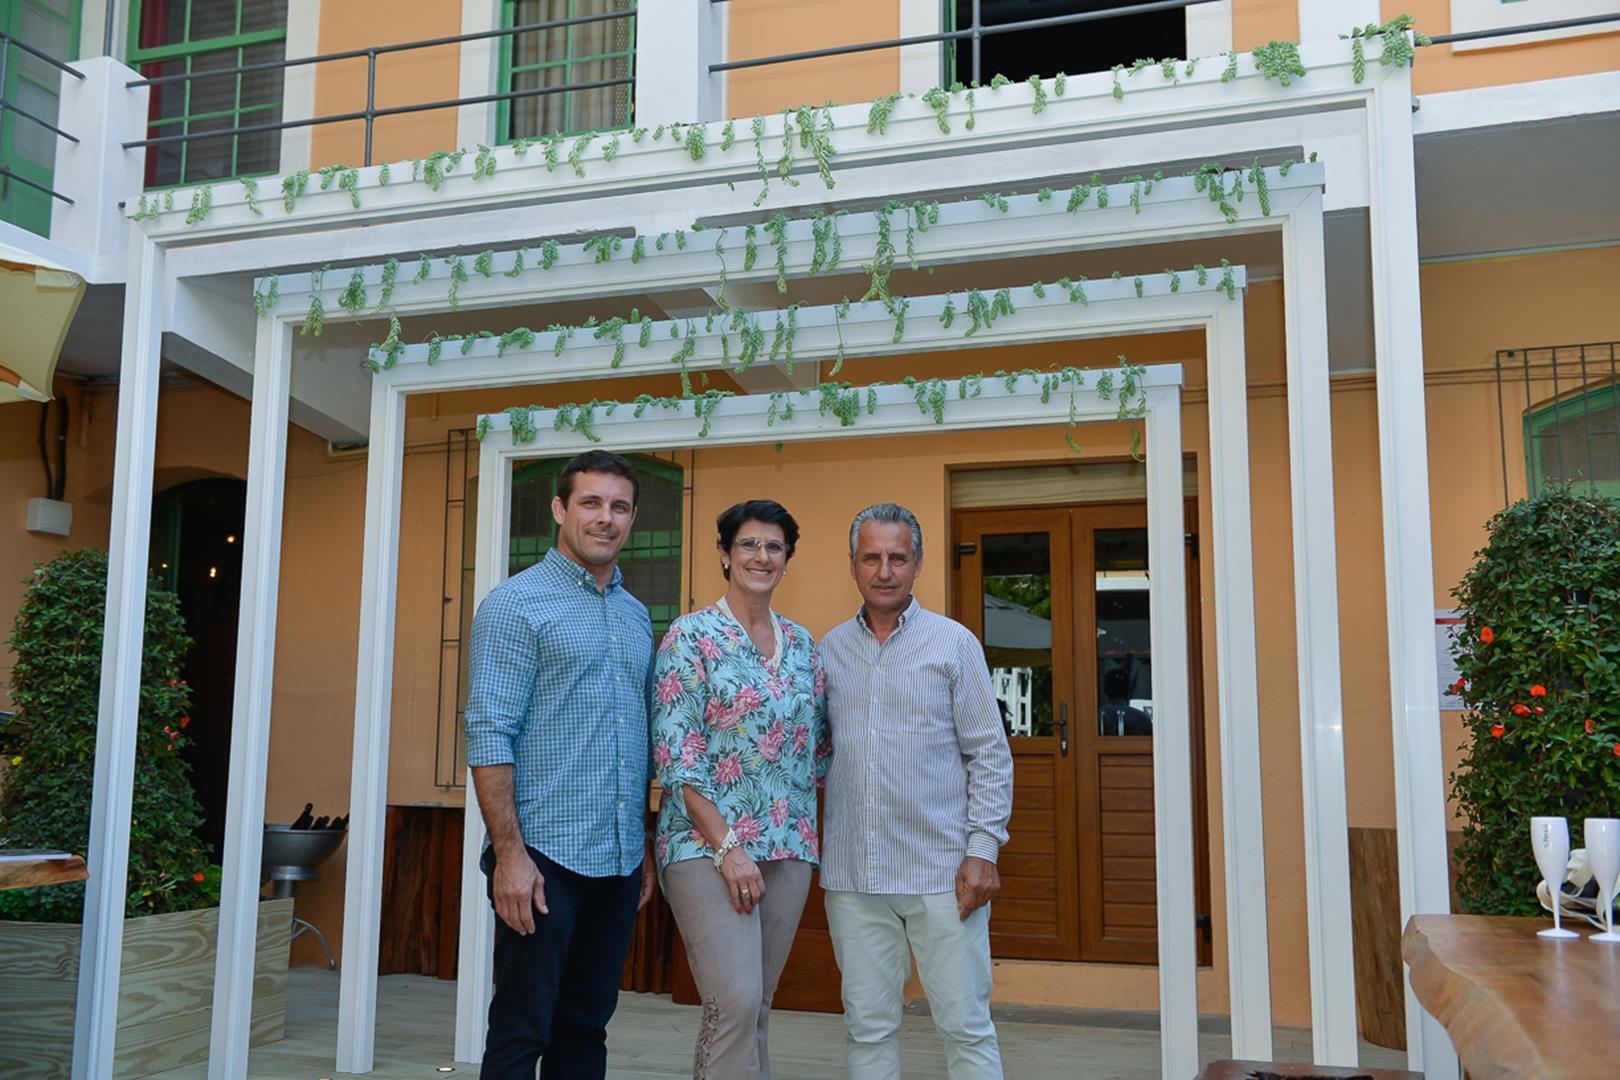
653, 499, 830, 1079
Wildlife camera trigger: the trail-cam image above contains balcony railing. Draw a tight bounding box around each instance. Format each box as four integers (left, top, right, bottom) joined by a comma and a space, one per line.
121, 5, 636, 177
1496, 342, 1620, 504
0, 31, 83, 208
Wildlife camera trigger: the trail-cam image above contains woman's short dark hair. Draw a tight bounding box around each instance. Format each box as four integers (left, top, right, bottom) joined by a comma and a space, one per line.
557, 450, 639, 506
716, 500, 800, 580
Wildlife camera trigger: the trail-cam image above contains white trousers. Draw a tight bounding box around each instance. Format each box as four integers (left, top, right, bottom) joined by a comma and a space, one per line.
824, 890, 1002, 1080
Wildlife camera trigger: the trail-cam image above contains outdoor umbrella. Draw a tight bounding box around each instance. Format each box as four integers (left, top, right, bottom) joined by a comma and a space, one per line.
0, 240, 85, 405
982, 592, 1052, 668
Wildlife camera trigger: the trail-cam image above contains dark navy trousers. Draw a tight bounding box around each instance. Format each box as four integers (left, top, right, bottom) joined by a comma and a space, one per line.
479, 845, 640, 1080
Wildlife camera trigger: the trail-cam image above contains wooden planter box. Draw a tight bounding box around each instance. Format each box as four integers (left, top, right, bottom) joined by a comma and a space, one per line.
0, 897, 292, 1079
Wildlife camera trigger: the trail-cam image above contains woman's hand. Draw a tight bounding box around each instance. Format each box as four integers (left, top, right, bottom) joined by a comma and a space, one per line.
718, 847, 766, 914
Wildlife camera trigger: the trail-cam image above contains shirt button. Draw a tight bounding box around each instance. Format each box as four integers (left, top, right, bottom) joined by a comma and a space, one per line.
618, 717, 624, 724
618, 801, 625, 809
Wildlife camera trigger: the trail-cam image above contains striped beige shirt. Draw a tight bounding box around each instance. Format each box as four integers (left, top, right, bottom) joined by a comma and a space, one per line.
819, 598, 1014, 894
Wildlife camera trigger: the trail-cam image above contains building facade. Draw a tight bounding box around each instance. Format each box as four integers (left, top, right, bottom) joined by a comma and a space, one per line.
1, 1, 1617, 1077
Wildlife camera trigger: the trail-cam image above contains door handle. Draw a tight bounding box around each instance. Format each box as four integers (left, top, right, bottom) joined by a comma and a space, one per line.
1057, 703, 1069, 756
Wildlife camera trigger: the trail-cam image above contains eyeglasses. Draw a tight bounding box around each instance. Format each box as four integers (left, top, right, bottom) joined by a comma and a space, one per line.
733, 538, 787, 557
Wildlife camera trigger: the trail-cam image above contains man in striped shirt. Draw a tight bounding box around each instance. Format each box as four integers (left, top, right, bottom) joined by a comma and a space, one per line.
819, 502, 1015, 1080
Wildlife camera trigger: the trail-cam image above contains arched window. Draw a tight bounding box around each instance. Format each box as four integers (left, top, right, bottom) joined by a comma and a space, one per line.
1525, 385, 1619, 499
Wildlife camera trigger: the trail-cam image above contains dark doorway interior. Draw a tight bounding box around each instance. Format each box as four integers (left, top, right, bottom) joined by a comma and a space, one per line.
952, 0, 1187, 84
150, 478, 247, 858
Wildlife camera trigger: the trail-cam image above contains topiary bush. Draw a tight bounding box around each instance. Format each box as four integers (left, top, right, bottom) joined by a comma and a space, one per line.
0, 549, 218, 923
1449, 487, 1620, 915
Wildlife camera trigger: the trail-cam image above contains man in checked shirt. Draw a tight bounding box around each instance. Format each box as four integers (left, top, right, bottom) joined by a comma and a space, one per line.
819, 502, 1015, 1080
464, 450, 658, 1080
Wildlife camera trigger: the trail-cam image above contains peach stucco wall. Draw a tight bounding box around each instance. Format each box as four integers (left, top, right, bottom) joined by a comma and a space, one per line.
308, 1, 463, 171
4, 245, 1619, 1007
1391, 0, 1620, 95
724, 0, 900, 118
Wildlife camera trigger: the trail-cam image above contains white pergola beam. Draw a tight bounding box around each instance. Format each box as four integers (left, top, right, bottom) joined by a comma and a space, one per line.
1281, 194, 1357, 1064
1368, 74, 1458, 1080
133, 37, 1396, 242
207, 314, 294, 1078
255, 169, 1319, 320
72, 232, 165, 1080
374, 269, 1245, 377
335, 377, 409, 1076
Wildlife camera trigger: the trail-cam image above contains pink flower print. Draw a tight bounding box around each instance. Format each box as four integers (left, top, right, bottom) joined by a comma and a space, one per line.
796, 815, 819, 858
765, 676, 785, 700
656, 671, 683, 704
733, 685, 764, 715
652, 741, 672, 767
770, 846, 794, 861
770, 795, 790, 828
813, 663, 826, 697
690, 828, 709, 849
791, 724, 810, 754
697, 636, 722, 661
784, 623, 797, 646
722, 623, 745, 645
658, 629, 679, 652
733, 815, 762, 843
715, 754, 743, 786
679, 731, 707, 768
657, 834, 670, 863
704, 697, 740, 730
756, 721, 786, 762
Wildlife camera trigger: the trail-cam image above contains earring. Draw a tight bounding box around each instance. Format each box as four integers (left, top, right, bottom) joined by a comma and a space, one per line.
723, 563, 731, 572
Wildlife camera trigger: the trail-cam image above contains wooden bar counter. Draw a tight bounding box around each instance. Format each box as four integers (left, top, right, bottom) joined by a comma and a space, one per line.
0, 850, 87, 891
1403, 913, 1620, 1079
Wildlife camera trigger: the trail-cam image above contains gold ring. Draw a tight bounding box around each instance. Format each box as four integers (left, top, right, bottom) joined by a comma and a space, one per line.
741, 887, 751, 894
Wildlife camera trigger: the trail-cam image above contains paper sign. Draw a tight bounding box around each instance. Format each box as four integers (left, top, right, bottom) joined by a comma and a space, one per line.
1436, 609, 1466, 711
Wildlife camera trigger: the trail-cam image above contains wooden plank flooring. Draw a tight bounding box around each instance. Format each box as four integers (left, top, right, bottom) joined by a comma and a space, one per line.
145, 967, 1411, 1079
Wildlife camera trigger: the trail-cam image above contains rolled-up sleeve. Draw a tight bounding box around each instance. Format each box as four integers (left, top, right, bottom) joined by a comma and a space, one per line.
464, 588, 536, 768
652, 626, 718, 802
951, 630, 1014, 862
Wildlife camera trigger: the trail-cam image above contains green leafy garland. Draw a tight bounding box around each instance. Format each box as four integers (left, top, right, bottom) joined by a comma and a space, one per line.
154, 19, 1418, 228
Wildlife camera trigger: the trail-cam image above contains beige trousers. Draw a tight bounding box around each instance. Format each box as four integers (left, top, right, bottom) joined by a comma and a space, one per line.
662, 857, 813, 1080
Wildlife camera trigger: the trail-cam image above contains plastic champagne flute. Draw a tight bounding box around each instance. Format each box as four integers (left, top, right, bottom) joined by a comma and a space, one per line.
1585, 818, 1620, 943
1531, 816, 1579, 939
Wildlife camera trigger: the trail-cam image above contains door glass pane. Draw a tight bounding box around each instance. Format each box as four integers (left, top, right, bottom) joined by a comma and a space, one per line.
980, 532, 1054, 738
1095, 527, 1151, 736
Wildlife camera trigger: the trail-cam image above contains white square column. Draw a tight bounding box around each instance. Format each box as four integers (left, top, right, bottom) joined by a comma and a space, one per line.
632, 0, 725, 127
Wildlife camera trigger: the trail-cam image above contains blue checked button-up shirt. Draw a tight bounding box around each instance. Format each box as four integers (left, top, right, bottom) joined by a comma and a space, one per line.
464, 546, 655, 877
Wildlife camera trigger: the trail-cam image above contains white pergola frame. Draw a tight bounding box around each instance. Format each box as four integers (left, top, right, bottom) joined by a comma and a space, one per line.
75, 35, 1455, 1080
471, 371, 1196, 1078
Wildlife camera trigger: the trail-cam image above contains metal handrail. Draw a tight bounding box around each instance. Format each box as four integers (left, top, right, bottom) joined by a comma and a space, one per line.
1428, 12, 1620, 44
0, 31, 79, 206
120, 7, 636, 168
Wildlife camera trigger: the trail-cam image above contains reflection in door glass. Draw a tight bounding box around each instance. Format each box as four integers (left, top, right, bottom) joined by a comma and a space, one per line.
1096, 528, 1152, 736
980, 532, 1054, 737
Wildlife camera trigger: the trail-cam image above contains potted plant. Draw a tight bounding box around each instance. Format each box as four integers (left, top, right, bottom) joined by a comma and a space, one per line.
1449, 486, 1620, 916
0, 549, 291, 1079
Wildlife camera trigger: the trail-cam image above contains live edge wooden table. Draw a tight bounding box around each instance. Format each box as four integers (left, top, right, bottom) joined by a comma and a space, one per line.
1403, 913, 1620, 1080
0, 850, 88, 891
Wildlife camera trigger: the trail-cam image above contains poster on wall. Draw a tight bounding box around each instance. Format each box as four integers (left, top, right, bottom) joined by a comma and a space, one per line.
1448, 0, 1620, 51
1436, 609, 1467, 711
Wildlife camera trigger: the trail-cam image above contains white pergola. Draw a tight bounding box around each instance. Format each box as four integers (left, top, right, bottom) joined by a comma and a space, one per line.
71, 33, 1456, 1080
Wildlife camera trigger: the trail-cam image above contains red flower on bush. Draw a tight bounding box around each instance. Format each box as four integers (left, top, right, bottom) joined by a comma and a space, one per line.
1450, 678, 1466, 695
193, 872, 205, 883
1614, 743, 1620, 758
179, 716, 191, 729
1491, 724, 1506, 738
1534, 707, 1545, 716
1480, 627, 1494, 644
1586, 719, 1596, 734
1511, 703, 1531, 717
1530, 685, 1547, 697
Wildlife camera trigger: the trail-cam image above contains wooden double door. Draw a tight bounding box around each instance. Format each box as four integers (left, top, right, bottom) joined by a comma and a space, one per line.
953, 502, 1211, 965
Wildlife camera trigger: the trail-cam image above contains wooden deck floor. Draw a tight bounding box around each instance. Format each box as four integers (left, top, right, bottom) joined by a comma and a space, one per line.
149, 967, 1410, 1079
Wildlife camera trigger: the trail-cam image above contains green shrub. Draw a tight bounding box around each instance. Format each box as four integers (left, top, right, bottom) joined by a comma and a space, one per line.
1449, 487, 1620, 915
0, 549, 218, 923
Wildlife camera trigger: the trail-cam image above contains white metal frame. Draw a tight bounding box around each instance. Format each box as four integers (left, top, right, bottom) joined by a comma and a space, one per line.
472, 369, 1196, 1078
73, 33, 1456, 1080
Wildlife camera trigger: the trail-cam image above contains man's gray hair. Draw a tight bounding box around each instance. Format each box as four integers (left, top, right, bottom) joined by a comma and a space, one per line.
849, 502, 923, 560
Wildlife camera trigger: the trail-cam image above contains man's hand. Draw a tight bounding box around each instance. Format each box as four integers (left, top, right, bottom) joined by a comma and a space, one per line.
955, 856, 1000, 920
638, 848, 658, 911
493, 847, 547, 934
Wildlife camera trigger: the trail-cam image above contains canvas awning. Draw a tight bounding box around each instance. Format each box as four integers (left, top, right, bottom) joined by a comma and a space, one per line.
0, 241, 85, 404
983, 592, 1052, 668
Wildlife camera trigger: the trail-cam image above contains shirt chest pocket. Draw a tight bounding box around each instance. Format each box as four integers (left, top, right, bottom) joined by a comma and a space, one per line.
878, 669, 954, 737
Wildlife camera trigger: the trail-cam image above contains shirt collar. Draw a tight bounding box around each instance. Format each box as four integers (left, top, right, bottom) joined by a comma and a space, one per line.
855, 596, 919, 637
544, 545, 621, 594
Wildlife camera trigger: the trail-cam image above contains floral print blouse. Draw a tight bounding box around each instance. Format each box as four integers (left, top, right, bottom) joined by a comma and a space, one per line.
652, 601, 831, 871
